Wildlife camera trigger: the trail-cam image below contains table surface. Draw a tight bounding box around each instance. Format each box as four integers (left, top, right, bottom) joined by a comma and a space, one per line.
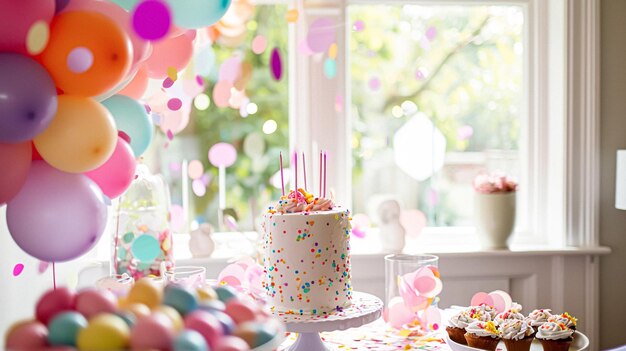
276, 318, 448, 351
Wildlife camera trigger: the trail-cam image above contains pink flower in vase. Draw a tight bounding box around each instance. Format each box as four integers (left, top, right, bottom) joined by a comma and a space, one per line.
473, 172, 518, 194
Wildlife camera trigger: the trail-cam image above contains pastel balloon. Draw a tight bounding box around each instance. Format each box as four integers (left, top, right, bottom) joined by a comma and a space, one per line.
185, 310, 223, 349
170, 0, 232, 29
86, 137, 136, 198
101, 95, 153, 157
109, 0, 140, 10
215, 335, 250, 351
164, 285, 199, 315
0, 0, 55, 54
35, 287, 76, 325
0, 142, 32, 204
0, 53, 58, 143
40, 11, 132, 97
5, 320, 49, 349
7, 162, 108, 262
132, 0, 171, 41
251, 35, 267, 54
118, 67, 149, 99
48, 312, 88, 346
63, 0, 151, 68
130, 312, 175, 350
213, 80, 233, 108
225, 299, 257, 324
77, 314, 130, 351
208, 142, 237, 168
34, 96, 117, 173
145, 34, 193, 79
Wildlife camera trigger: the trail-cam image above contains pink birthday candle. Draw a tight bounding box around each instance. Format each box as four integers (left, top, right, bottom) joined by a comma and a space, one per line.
302, 152, 307, 191
323, 151, 327, 198
294, 151, 298, 192
280, 152, 285, 196
319, 150, 323, 197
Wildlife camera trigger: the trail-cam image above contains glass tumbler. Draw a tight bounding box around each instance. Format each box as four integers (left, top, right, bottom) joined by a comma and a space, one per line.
384, 254, 440, 328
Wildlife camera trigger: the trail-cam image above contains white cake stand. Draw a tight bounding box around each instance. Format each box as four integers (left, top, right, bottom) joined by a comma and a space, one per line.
273, 291, 383, 351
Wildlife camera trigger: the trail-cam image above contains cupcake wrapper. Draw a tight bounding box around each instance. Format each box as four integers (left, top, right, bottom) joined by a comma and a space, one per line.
446, 326, 468, 345
503, 336, 534, 351
539, 338, 573, 351
465, 333, 501, 351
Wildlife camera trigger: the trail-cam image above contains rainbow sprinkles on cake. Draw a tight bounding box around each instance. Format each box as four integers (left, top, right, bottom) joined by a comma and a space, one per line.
262, 151, 352, 315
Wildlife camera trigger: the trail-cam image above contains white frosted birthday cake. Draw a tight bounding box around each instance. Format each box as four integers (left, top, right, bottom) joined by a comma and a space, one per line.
262, 189, 352, 314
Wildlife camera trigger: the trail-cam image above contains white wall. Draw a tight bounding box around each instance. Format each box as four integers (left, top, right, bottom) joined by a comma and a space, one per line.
600, 0, 626, 348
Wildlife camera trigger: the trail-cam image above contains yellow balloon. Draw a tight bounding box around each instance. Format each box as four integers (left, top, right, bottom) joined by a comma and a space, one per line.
34, 95, 117, 173
154, 306, 183, 331
77, 314, 130, 351
127, 278, 163, 309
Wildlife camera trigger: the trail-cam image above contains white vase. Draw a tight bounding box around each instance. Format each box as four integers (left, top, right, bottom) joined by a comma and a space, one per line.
474, 192, 516, 249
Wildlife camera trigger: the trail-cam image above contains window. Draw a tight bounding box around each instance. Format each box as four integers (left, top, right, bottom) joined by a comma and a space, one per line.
147, 4, 289, 233
349, 5, 525, 229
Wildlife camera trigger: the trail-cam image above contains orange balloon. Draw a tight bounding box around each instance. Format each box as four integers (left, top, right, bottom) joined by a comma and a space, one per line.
39, 11, 132, 97
144, 34, 193, 79
34, 96, 117, 173
118, 67, 149, 100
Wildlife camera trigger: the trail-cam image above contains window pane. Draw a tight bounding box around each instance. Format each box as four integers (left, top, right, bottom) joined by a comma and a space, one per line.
149, 4, 289, 232
349, 5, 524, 227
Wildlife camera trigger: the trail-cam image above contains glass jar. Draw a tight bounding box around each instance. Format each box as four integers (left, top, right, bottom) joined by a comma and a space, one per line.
112, 164, 174, 279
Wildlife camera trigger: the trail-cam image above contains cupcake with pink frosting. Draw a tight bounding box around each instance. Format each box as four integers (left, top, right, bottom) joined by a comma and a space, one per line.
536, 322, 574, 351
526, 309, 552, 327
500, 320, 534, 351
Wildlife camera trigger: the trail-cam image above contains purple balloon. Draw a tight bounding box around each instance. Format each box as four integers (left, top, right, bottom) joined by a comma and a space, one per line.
7, 162, 108, 262
0, 53, 58, 143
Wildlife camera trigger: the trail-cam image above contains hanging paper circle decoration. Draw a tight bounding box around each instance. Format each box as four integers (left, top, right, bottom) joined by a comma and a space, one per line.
208, 142, 237, 168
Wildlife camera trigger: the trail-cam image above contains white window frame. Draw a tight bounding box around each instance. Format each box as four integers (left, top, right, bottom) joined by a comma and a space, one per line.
288, 0, 600, 249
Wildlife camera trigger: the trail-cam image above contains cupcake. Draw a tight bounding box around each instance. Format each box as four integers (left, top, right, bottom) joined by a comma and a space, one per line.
500, 320, 535, 351
526, 309, 552, 327
468, 304, 497, 322
548, 312, 577, 330
536, 322, 574, 351
446, 310, 473, 345
464, 321, 501, 351
495, 308, 525, 326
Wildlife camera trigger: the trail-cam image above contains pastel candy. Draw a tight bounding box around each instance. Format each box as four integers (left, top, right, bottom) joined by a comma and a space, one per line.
5, 320, 49, 349
36, 287, 76, 325
214, 335, 250, 351
48, 312, 87, 346
197, 285, 218, 301
154, 305, 184, 331
234, 322, 275, 348
76, 314, 130, 351
130, 312, 175, 350
174, 330, 209, 351
225, 299, 257, 324
199, 299, 226, 312
75, 289, 117, 319
185, 310, 224, 349
205, 309, 236, 335
127, 278, 163, 309
163, 284, 198, 315
215, 285, 238, 303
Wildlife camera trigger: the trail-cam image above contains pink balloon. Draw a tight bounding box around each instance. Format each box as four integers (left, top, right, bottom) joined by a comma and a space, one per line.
208, 142, 237, 168
85, 136, 136, 199
0, 141, 32, 204
212, 80, 232, 108
188, 160, 204, 179
5, 321, 49, 349
0, 0, 55, 54
132, 0, 171, 41
306, 17, 336, 53
191, 179, 206, 197
63, 0, 151, 68
145, 34, 193, 78
118, 66, 149, 99
251, 35, 267, 54
7, 162, 108, 262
